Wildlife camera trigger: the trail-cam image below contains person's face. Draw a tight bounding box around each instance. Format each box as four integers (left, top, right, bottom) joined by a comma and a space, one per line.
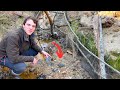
23, 19, 36, 35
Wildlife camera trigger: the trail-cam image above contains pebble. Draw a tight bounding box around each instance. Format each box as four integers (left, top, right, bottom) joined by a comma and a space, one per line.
57, 63, 65, 68
52, 68, 59, 72
37, 74, 46, 79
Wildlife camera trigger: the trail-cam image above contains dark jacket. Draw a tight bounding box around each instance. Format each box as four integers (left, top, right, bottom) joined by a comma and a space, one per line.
0, 27, 42, 63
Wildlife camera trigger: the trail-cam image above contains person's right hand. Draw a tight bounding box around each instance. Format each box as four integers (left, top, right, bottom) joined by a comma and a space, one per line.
32, 58, 38, 65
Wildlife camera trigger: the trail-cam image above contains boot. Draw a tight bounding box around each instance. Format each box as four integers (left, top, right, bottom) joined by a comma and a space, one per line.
10, 70, 21, 79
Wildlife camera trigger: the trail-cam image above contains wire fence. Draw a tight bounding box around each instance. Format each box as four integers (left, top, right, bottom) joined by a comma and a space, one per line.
64, 11, 120, 79
35, 11, 120, 79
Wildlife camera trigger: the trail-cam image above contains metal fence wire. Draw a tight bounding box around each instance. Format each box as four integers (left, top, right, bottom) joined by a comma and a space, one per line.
63, 11, 120, 79
36, 11, 120, 79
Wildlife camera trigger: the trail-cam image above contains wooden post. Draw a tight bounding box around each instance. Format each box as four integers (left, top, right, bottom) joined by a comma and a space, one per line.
93, 15, 99, 49
93, 13, 106, 79
98, 15, 106, 79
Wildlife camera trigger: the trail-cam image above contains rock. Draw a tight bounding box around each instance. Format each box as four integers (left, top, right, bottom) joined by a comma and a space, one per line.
101, 16, 115, 28
80, 15, 93, 28
66, 50, 73, 55
57, 63, 65, 68
45, 56, 54, 66
29, 68, 35, 72
52, 68, 59, 72
37, 73, 46, 79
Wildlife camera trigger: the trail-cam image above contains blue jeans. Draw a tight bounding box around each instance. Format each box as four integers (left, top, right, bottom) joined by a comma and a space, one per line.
0, 48, 38, 74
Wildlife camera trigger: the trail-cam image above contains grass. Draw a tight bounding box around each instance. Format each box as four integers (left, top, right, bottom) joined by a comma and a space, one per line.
106, 55, 120, 71
110, 51, 120, 57
77, 32, 98, 56
70, 19, 98, 56
71, 20, 79, 33
105, 51, 120, 71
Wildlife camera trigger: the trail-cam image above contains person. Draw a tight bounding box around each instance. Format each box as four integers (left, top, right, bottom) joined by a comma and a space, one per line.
0, 16, 51, 79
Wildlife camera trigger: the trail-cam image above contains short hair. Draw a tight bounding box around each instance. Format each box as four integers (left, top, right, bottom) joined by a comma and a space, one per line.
23, 16, 38, 28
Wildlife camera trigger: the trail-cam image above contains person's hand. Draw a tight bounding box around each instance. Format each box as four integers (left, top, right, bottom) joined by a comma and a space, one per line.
32, 58, 38, 65
42, 50, 51, 58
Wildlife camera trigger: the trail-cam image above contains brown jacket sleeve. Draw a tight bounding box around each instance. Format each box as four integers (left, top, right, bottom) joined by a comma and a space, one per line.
30, 35, 43, 53
6, 35, 34, 63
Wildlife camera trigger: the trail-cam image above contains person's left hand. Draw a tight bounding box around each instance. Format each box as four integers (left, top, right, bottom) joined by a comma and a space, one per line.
41, 50, 51, 58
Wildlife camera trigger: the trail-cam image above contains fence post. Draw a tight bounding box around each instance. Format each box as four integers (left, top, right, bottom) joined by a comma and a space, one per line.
98, 15, 106, 79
